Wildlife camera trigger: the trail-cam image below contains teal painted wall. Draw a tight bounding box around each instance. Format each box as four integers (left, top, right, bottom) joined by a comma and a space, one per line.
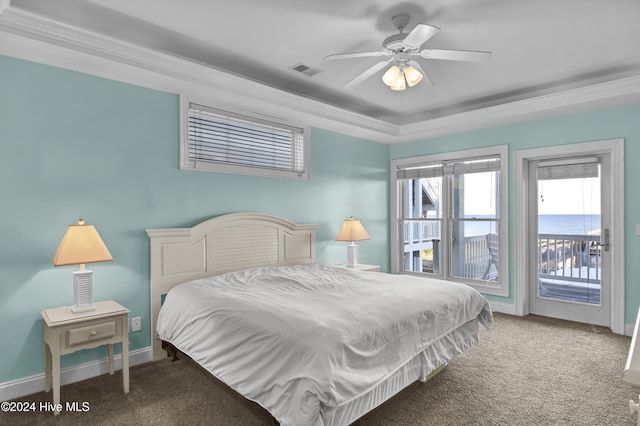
0, 55, 390, 382
390, 103, 640, 323
2, 51, 638, 386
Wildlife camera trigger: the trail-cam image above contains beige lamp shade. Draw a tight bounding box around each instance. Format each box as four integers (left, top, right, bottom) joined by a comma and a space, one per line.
53, 219, 113, 267
335, 217, 370, 242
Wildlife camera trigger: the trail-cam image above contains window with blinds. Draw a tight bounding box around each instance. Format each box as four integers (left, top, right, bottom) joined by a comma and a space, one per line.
537, 156, 600, 180
180, 100, 309, 179
396, 156, 501, 179
390, 146, 508, 297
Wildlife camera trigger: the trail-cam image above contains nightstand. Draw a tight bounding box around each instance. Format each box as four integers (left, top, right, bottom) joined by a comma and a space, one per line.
338, 264, 380, 272
41, 300, 129, 415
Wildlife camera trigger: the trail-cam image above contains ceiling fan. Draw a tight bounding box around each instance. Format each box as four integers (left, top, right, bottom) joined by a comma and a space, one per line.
324, 14, 492, 91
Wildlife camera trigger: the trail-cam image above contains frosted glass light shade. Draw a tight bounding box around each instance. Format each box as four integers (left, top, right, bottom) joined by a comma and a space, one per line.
383, 63, 423, 91
404, 65, 423, 87
382, 65, 401, 87
390, 75, 407, 91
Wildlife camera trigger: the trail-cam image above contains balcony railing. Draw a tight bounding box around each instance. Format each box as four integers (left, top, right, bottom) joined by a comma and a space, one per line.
462, 234, 495, 279
537, 233, 601, 304
537, 233, 601, 281
403, 229, 601, 304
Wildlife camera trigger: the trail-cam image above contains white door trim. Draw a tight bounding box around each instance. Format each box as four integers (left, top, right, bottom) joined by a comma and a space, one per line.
513, 139, 625, 333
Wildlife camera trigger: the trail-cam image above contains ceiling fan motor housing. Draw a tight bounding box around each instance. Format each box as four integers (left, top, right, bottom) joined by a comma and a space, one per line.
382, 33, 408, 51
391, 14, 410, 31
383, 14, 412, 52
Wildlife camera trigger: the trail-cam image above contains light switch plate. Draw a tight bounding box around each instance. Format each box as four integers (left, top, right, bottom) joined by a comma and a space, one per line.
636, 224, 640, 236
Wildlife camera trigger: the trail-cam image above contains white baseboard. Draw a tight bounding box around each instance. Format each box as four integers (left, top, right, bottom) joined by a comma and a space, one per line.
489, 301, 634, 337
0, 346, 152, 402
2, 318, 630, 401
489, 300, 517, 316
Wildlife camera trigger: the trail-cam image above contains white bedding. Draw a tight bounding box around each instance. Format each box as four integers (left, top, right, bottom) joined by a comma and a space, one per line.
157, 262, 492, 425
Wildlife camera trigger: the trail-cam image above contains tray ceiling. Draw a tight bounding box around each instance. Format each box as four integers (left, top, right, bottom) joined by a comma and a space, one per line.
1, 0, 639, 143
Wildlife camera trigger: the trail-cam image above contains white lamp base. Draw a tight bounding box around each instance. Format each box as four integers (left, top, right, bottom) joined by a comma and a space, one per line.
346, 242, 360, 267
71, 269, 96, 313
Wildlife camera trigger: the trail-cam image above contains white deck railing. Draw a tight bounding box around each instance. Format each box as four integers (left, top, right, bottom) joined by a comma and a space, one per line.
403, 229, 601, 292
537, 233, 601, 283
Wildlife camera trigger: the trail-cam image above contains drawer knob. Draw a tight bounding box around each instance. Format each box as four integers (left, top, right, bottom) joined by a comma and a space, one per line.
90, 331, 97, 336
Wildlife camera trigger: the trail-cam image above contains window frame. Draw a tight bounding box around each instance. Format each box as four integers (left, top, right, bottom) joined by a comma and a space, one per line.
179, 96, 310, 180
390, 145, 509, 296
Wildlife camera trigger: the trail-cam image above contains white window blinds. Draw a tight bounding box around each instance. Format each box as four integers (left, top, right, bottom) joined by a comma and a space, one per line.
183, 102, 308, 179
537, 157, 599, 180
397, 156, 500, 179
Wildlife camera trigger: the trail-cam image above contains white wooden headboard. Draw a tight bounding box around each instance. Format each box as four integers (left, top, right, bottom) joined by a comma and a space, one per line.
146, 212, 318, 361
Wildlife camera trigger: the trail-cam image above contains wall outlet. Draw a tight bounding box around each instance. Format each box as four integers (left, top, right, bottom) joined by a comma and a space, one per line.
131, 317, 142, 332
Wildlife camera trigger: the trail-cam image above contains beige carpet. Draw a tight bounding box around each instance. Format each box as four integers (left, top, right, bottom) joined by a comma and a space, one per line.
3, 313, 638, 425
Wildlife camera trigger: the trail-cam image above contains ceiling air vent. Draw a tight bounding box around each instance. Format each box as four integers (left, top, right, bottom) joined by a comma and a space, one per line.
289, 63, 323, 77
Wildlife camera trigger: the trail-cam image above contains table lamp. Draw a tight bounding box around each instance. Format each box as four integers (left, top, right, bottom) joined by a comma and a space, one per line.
335, 216, 370, 267
53, 219, 113, 313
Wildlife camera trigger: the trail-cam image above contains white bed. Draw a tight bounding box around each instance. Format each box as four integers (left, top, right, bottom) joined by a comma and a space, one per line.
147, 212, 492, 425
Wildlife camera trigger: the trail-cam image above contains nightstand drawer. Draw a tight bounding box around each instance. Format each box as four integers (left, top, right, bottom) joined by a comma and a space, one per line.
68, 321, 116, 346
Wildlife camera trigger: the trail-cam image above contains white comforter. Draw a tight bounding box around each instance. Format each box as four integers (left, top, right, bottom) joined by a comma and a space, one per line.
157, 262, 492, 425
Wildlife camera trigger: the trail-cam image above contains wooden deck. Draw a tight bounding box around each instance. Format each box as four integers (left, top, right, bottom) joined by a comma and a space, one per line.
539, 276, 601, 304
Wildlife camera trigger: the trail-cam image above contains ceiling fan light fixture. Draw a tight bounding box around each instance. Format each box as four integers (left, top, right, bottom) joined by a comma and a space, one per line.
326, 13, 491, 91
382, 65, 401, 87
404, 65, 423, 87
390, 74, 407, 91
382, 62, 422, 90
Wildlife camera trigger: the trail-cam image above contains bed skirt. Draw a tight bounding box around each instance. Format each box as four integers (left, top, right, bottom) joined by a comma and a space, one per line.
321, 317, 480, 425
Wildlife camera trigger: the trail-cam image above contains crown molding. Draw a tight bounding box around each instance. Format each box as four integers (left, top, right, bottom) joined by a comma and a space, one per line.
0, 6, 399, 141
400, 75, 640, 140
1, 5, 639, 144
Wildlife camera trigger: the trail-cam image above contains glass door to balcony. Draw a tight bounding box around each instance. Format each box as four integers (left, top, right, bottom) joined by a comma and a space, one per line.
528, 155, 611, 327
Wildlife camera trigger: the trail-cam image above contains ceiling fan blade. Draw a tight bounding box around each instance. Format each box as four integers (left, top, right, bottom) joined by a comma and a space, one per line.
407, 60, 433, 87
324, 51, 390, 61
418, 48, 492, 62
342, 59, 393, 89
402, 24, 440, 49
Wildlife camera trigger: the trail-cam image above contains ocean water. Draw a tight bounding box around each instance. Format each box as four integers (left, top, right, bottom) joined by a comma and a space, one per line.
463, 214, 601, 236
538, 214, 601, 235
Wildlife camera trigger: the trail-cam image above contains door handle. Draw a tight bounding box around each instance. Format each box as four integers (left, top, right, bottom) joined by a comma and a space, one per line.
594, 228, 610, 252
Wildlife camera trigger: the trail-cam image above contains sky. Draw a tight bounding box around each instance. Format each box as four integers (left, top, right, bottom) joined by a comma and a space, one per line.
537, 177, 600, 215
463, 173, 601, 216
